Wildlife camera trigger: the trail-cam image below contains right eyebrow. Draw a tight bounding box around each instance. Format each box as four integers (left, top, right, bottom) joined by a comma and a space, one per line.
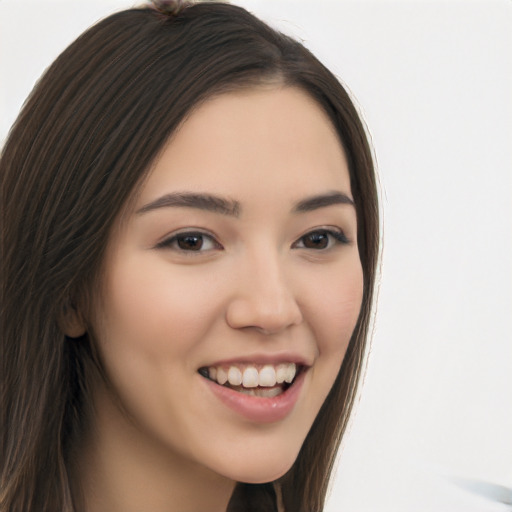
136, 192, 241, 217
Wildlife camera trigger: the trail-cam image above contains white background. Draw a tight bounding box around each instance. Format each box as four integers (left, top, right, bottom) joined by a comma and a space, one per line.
1, 1, 511, 510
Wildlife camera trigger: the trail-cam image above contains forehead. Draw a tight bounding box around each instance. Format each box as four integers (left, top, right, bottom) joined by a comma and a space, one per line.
136, 86, 350, 208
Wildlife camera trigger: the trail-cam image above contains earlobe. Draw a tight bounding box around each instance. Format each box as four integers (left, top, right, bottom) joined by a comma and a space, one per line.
59, 302, 86, 338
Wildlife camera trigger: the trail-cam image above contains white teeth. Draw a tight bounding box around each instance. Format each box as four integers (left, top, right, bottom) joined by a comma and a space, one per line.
258, 365, 277, 387
275, 364, 288, 384
242, 367, 259, 388
208, 362, 298, 389
238, 386, 283, 398
227, 366, 242, 386
238, 388, 256, 396
256, 386, 283, 398
216, 367, 228, 385
284, 363, 296, 384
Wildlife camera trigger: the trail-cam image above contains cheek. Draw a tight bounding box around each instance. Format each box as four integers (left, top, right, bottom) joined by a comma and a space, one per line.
296, 257, 364, 412
90, 256, 227, 435
306, 259, 364, 358
96, 256, 221, 354
90, 256, 228, 412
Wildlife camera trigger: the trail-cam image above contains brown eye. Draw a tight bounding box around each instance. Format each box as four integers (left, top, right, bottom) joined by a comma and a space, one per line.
294, 229, 348, 250
302, 231, 329, 249
176, 234, 204, 251
156, 231, 220, 252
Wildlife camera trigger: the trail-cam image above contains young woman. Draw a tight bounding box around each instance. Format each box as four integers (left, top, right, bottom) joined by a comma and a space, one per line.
0, 2, 379, 511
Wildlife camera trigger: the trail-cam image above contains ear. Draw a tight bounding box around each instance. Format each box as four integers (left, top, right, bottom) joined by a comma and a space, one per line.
59, 302, 86, 338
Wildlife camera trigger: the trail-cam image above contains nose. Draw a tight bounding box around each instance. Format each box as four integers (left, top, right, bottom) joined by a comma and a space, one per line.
225, 251, 303, 335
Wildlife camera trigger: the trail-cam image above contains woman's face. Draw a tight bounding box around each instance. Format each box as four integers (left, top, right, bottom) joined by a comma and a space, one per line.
92, 86, 363, 484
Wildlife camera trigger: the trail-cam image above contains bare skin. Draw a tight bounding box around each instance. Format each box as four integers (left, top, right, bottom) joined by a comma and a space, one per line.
78, 387, 235, 512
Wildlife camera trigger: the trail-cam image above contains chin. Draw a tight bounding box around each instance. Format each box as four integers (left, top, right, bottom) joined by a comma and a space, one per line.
233, 465, 293, 485
216, 445, 300, 485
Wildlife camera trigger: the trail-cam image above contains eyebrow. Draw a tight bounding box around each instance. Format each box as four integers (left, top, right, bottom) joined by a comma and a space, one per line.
292, 191, 354, 212
136, 190, 354, 217
136, 192, 241, 217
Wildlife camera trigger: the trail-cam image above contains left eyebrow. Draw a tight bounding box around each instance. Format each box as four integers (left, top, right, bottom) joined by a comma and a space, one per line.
292, 192, 354, 213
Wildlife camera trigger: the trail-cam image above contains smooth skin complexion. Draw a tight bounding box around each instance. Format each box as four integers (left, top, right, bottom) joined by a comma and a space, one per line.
66, 86, 364, 512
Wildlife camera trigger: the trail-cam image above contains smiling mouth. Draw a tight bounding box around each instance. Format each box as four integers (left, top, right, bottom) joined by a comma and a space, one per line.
198, 362, 305, 398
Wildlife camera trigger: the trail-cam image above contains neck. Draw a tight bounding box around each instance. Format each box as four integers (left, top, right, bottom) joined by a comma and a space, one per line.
75, 385, 235, 512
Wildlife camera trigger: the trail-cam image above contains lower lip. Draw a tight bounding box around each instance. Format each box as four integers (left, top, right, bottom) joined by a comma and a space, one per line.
202, 370, 306, 424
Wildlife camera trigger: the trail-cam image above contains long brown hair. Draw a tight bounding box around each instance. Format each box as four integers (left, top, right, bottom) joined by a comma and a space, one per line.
0, 2, 379, 511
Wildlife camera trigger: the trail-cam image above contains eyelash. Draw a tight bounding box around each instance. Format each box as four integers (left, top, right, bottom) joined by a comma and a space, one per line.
156, 228, 349, 253
156, 231, 221, 252
293, 228, 349, 250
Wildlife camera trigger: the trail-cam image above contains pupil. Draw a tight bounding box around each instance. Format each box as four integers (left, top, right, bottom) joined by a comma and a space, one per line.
178, 234, 203, 250
305, 232, 328, 249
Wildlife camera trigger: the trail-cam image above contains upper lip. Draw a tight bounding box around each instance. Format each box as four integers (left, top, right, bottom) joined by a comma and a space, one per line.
201, 352, 313, 368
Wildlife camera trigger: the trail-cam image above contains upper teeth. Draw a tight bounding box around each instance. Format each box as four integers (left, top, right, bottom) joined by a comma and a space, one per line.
208, 363, 297, 388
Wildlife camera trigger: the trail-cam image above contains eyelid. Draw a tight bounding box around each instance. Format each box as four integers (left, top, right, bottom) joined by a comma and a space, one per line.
292, 227, 349, 249
155, 229, 222, 252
